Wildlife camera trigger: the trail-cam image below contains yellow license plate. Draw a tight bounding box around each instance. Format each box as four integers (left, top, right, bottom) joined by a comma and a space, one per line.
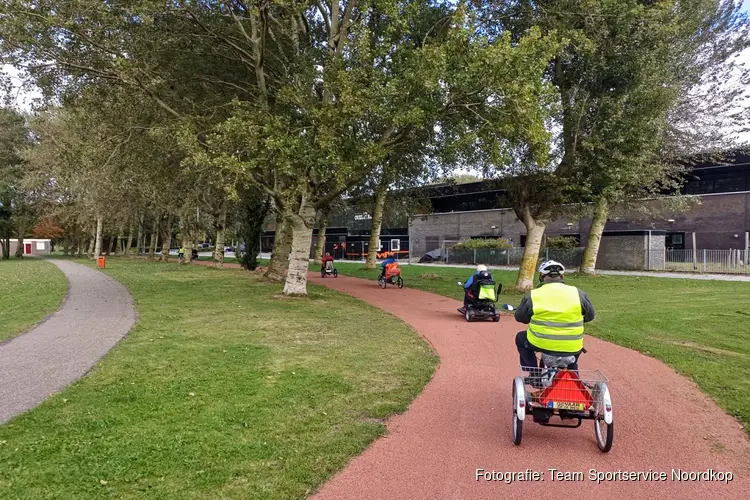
552, 402, 585, 410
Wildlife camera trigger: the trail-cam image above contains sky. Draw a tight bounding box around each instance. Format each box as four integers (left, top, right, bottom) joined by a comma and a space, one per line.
3, 0, 750, 150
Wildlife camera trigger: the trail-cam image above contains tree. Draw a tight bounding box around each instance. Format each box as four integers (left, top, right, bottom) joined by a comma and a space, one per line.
2, 0, 557, 296
360, 142, 434, 268
178, 0, 476, 295
473, 0, 749, 287
0, 107, 29, 259
564, 1, 750, 274
235, 187, 271, 272
313, 207, 330, 266
434, 24, 559, 291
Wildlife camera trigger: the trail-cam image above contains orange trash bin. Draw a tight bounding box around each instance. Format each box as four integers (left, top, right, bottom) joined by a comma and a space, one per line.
97, 256, 106, 268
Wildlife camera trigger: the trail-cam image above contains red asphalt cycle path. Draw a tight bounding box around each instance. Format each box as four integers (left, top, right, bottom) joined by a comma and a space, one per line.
307, 273, 750, 500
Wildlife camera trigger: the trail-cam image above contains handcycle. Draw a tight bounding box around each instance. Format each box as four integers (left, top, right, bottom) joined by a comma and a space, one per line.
321, 260, 338, 278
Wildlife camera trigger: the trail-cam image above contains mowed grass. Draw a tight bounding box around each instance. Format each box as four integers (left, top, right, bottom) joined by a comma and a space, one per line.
327, 261, 750, 432
0, 259, 68, 342
0, 260, 437, 499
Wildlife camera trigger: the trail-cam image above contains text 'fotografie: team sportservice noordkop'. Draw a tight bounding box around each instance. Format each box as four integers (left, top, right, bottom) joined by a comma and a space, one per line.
475, 468, 734, 484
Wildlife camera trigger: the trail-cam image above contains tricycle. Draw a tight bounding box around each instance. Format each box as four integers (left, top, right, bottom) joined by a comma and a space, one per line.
378, 265, 404, 289
503, 304, 614, 452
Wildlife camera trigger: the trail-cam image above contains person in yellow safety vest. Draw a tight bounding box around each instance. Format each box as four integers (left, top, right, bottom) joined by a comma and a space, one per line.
514, 260, 595, 379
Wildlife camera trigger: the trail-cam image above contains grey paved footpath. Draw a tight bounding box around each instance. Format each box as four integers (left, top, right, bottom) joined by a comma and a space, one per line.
0, 260, 136, 424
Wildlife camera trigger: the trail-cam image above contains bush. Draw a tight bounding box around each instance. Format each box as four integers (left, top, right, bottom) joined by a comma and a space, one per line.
454, 238, 512, 250
545, 236, 577, 249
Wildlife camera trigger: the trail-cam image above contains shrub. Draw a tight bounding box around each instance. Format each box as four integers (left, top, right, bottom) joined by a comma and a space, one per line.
545, 236, 578, 249
453, 238, 512, 250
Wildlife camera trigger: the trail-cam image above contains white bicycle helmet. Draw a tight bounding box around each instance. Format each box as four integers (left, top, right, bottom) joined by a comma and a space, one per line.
539, 260, 565, 277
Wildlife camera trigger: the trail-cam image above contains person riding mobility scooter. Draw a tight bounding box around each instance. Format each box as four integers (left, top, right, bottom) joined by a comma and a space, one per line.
503, 260, 613, 452
457, 264, 501, 322
378, 252, 403, 289
320, 252, 338, 278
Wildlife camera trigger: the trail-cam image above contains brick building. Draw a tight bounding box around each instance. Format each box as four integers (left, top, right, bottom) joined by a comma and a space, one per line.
409, 150, 750, 257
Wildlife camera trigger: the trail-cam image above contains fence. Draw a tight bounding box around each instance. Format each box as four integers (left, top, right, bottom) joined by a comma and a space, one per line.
308, 240, 411, 262
445, 246, 585, 269
653, 249, 750, 274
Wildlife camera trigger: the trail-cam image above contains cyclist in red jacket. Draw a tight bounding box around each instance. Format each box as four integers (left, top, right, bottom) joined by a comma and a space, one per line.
321, 252, 335, 272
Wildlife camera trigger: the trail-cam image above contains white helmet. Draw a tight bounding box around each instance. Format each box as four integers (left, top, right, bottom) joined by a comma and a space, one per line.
477, 264, 488, 272
539, 260, 565, 276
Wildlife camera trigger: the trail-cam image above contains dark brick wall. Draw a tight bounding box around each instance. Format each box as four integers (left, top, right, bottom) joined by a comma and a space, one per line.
409, 193, 750, 255
599, 193, 750, 249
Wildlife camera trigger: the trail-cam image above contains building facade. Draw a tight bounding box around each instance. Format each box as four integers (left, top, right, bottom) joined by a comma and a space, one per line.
5, 239, 53, 256
409, 151, 750, 258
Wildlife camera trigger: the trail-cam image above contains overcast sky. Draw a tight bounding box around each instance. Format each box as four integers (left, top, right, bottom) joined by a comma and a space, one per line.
3, 1, 750, 149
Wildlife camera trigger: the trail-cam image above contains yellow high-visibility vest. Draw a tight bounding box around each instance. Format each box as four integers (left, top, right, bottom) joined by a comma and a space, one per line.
526, 282, 584, 353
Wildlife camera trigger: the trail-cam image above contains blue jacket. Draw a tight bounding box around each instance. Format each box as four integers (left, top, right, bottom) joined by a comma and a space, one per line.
380, 257, 397, 269
381, 257, 397, 269
465, 270, 492, 289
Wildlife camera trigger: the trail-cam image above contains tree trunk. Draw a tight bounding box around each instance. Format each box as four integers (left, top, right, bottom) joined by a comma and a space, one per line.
107, 234, 116, 255
115, 223, 125, 256
179, 214, 193, 265
214, 204, 227, 268
93, 216, 104, 259
516, 212, 546, 292
283, 199, 317, 295
365, 179, 388, 269
149, 213, 160, 260
78, 226, 85, 255
265, 212, 293, 281
14, 220, 26, 258
124, 217, 135, 257
313, 209, 329, 265
79, 226, 87, 257
87, 230, 95, 257
136, 214, 144, 255
581, 196, 609, 275
160, 214, 172, 262
1, 236, 9, 260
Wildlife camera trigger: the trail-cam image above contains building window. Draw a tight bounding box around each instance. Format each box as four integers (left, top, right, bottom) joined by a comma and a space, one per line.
426, 236, 440, 251
390, 239, 401, 251
713, 174, 745, 193
666, 232, 685, 250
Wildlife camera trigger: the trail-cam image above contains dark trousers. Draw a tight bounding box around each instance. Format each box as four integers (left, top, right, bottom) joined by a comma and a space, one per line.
463, 290, 471, 306
515, 331, 580, 372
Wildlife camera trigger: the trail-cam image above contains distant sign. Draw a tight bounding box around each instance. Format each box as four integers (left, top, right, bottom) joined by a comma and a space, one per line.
354, 213, 372, 220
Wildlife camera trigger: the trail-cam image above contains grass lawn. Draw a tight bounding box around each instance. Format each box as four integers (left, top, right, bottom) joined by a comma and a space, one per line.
0, 260, 437, 499
325, 261, 750, 432
0, 259, 68, 342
